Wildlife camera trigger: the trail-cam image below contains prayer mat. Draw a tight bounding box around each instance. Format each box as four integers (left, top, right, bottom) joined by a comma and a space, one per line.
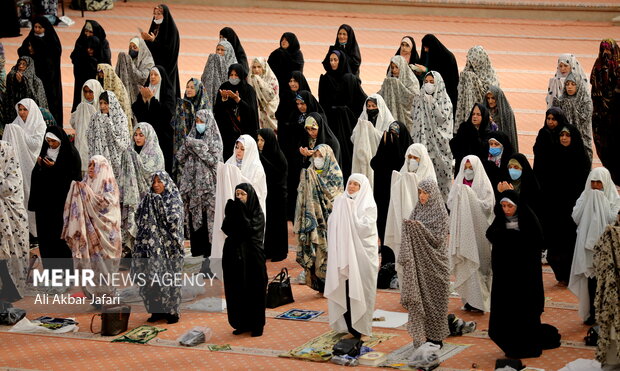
208, 344, 232, 351
372, 309, 408, 328
275, 309, 323, 321
382, 342, 470, 370
112, 325, 166, 344
280, 330, 394, 362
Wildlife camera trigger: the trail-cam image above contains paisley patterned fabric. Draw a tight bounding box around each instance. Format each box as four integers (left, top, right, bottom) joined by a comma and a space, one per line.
97, 63, 133, 131
247, 57, 280, 130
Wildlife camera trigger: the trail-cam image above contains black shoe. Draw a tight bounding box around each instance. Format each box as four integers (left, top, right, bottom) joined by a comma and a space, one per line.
232, 328, 249, 335
584, 316, 596, 326
251, 329, 263, 337
147, 313, 164, 323
166, 313, 179, 324
463, 303, 483, 313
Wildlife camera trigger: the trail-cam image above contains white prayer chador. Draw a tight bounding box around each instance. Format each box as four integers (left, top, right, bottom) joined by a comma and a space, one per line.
70, 79, 104, 172
325, 174, 379, 336
384, 143, 437, 278
447, 155, 495, 312
569, 167, 620, 321
351, 94, 395, 187
224, 135, 267, 213
2, 98, 47, 236
546, 53, 589, 109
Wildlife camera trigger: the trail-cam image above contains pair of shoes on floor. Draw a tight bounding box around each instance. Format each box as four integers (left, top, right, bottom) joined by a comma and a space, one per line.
147, 313, 179, 324
409, 342, 441, 369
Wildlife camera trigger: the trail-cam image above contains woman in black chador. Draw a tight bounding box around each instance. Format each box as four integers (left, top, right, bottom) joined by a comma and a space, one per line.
222, 183, 268, 337
29, 126, 82, 271
419, 34, 459, 117
219, 27, 249, 73
268, 32, 304, 106
318, 48, 366, 181
142, 4, 180, 98
330, 24, 361, 77
213, 63, 259, 160
18, 16, 63, 124
257, 128, 288, 262
486, 190, 561, 359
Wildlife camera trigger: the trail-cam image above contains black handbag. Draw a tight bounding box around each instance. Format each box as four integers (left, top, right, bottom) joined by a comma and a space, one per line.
90, 304, 131, 336
266, 268, 294, 308
333, 338, 363, 357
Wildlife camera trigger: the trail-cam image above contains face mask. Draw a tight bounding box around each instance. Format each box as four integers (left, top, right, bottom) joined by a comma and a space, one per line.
408, 159, 419, 172
128, 49, 139, 58
229, 77, 240, 86
509, 168, 522, 180
464, 169, 474, 181
423, 82, 435, 95
153, 18, 163, 25
313, 157, 325, 170
366, 108, 379, 122
489, 147, 502, 157
35, 33, 44, 37
195, 124, 206, 134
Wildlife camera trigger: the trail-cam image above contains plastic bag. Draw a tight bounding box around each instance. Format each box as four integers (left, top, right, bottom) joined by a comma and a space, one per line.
9, 317, 78, 333
177, 326, 212, 347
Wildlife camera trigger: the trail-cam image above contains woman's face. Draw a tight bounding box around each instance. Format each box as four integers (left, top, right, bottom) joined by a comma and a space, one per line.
33, 23, 44, 35
99, 99, 109, 114
129, 42, 139, 52
337, 28, 348, 44
390, 62, 400, 77
153, 6, 163, 20
329, 53, 339, 71
546, 114, 558, 130
257, 135, 265, 151
17, 60, 27, 72
84, 28, 93, 37
235, 188, 248, 203
252, 61, 264, 76
229, 70, 239, 79
565, 80, 577, 96
418, 189, 429, 204
486, 93, 497, 108
280, 37, 289, 49
150, 70, 161, 86
215, 45, 226, 56
400, 40, 412, 54
366, 100, 378, 110
88, 161, 96, 179
347, 180, 361, 195
558, 62, 570, 75
152, 175, 165, 194
134, 128, 145, 147
185, 80, 196, 98
83, 86, 94, 102
501, 201, 517, 217
464, 161, 473, 170
424, 74, 434, 84
591, 180, 604, 190
17, 104, 28, 122
471, 106, 482, 127
235, 141, 245, 160
296, 99, 307, 113
289, 78, 300, 92
489, 139, 502, 149
306, 127, 318, 139
560, 131, 571, 147
46, 136, 60, 149
407, 154, 420, 162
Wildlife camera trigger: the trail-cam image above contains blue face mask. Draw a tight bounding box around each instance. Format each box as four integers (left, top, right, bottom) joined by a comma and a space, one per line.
509, 168, 522, 180
195, 123, 206, 134
489, 147, 502, 157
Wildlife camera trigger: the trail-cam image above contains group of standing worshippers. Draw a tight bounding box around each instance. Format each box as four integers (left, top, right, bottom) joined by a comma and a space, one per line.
1, 6, 620, 364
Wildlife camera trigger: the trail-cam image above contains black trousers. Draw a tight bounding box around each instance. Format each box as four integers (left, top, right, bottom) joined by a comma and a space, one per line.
343, 280, 362, 339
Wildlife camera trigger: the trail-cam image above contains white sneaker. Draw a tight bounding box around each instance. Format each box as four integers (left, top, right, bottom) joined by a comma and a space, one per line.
409, 342, 441, 368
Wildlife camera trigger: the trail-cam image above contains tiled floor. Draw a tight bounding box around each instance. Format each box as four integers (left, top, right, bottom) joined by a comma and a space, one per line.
1, 2, 614, 370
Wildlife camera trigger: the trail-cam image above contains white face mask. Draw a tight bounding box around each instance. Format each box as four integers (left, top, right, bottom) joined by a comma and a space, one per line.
313, 157, 325, 170
464, 169, 474, 181
423, 82, 435, 95
408, 159, 419, 172
153, 18, 163, 25
35, 33, 45, 38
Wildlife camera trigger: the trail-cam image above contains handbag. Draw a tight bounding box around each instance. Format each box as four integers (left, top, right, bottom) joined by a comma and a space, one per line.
90, 304, 131, 336
333, 338, 363, 357
266, 268, 294, 308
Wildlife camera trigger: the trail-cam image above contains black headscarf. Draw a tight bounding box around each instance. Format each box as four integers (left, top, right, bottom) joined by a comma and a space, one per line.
482, 130, 515, 187
146, 4, 181, 97
450, 103, 493, 176
296, 90, 324, 116
421, 34, 459, 112
533, 107, 569, 180
222, 183, 265, 247
17, 16, 63, 124
322, 48, 351, 77
78, 20, 111, 63
333, 24, 361, 76
275, 71, 311, 124
220, 27, 249, 73
503, 153, 541, 213
70, 33, 106, 111
269, 32, 304, 74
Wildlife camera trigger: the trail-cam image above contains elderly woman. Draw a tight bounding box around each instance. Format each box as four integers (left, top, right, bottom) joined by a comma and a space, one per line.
248, 57, 280, 131
132, 171, 184, 324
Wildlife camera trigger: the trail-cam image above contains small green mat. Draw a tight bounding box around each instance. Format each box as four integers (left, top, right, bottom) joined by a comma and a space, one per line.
112, 325, 167, 344
280, 330, 395, 362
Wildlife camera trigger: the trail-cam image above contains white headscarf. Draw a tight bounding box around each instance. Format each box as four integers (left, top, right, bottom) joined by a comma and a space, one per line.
325, 173, 379, 336
71, 79, 104, 172
44, 132, 61, 161
569, 167, 620, 321
224, 134, 267, 214
149, 67, 162, 101
357, 94, 395, 134
400, 143, 437, 182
